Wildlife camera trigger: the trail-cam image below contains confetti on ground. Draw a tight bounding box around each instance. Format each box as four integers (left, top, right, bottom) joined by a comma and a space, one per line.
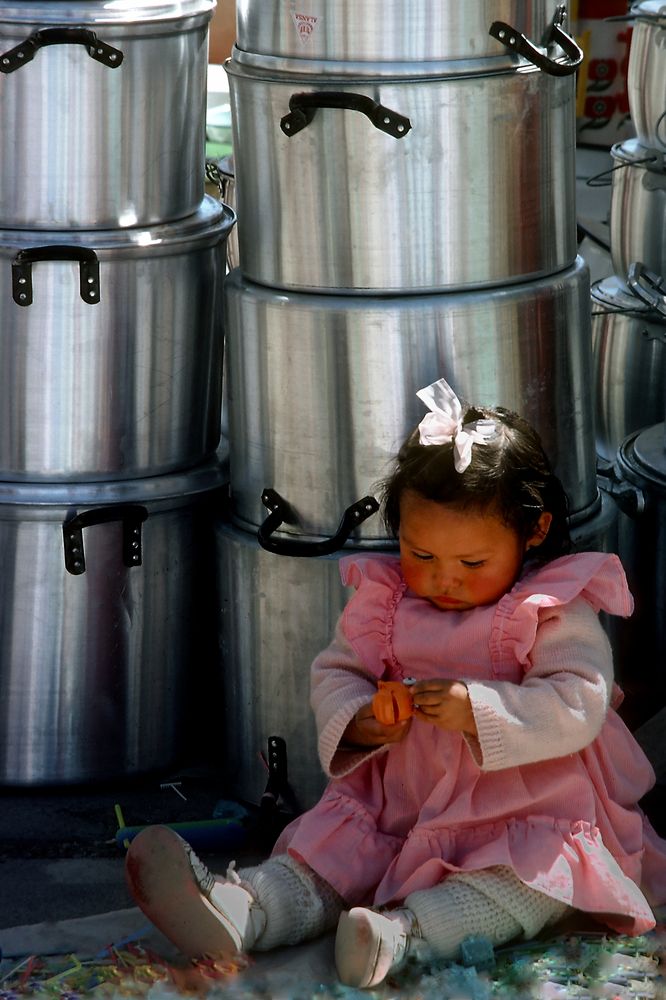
0, 927, 664, 999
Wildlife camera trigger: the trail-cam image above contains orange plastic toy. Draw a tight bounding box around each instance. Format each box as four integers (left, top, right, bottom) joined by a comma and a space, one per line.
372, 680, 414, 726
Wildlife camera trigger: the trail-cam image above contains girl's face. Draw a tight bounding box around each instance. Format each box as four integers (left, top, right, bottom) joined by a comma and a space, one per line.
398, 491, 551, 611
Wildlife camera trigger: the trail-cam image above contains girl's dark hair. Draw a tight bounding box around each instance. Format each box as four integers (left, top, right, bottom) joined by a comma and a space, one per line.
379, 403, 571, 563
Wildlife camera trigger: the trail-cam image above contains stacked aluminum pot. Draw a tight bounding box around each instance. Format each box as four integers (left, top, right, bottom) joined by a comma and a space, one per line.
0, 0, 236, 784
594, 1, 666, 727
218, 1, 612, 810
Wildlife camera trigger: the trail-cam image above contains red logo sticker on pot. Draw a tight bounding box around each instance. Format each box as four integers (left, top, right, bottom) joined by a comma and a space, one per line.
292, 12, 319, 44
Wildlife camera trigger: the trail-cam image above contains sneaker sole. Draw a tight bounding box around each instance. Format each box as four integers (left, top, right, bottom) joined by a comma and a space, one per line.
125, 825, 240, 960
335, 909, 383, 988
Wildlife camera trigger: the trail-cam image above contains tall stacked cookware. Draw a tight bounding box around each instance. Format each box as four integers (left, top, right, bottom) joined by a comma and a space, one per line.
218, 1, 610, 810
0, 1, 235, 784
591, 2, 666, 727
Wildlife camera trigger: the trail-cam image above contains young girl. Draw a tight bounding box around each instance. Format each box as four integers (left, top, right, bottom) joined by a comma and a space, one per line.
126, 378, 666, 989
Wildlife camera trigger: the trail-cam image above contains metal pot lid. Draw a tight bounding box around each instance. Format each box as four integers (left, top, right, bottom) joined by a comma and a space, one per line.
0, 1, 215, 29
610, 138, 666, 172
0, 457, 227, 513
591, 274, 661, 317
631, 1, 666, 24
0, 196, 236, 258
623, 423, 666, 483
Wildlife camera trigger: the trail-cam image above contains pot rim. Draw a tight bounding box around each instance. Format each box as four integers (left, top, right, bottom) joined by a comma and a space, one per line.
0, 196, 235, 256
0, 457, 227, 511
610, 138, 666, 172
591, 274, 666, 320
0, 1, 215, 29
226, 44, 547, 82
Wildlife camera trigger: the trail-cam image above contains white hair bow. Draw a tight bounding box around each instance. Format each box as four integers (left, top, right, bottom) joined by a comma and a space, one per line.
416, 378, 497, 473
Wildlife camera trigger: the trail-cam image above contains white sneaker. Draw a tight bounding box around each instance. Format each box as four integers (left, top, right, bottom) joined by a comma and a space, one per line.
335, 906, 422, 988
125, 825, 266, 959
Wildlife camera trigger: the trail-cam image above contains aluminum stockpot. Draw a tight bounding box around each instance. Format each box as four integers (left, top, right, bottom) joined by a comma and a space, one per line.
0, 0, 215, 229
236, 0, 571, 65
0, 460, 225, 785
626, 1, 666, 150
217, 520, 377, 810
607, 423, 666, 728
0, 196, 235, 481
225, 256, 598, 545
591, 272, 666, 461
226, 50, 578, 293
610, 139, 666, 277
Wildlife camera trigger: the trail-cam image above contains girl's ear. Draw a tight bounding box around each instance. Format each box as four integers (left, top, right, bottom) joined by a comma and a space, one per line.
526, 512, 553, 550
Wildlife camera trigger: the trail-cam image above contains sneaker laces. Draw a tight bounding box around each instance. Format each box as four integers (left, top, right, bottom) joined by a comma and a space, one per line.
177, 835, 216, 896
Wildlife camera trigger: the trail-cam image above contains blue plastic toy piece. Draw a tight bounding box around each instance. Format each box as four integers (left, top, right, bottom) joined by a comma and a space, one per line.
460, 934, 495, 970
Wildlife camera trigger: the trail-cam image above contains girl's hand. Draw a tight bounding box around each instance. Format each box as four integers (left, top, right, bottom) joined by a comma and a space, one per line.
411, 679, 478, 737
342, 702, 411, 748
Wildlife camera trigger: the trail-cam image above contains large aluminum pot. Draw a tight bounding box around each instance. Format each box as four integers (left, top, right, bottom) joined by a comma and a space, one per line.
605, 423, 666, 729
0, 0, 215, 229
226, 51, 577, 293
216, 491, 618, 811
225, 256, 598, 546
217, 520, 352, 810
0, 196, 235, 481
236, 0, 575, 66
0, 460, 225, 785
610, 139, 666, 277
626, 1, 666, 150
591, 268, 666, 461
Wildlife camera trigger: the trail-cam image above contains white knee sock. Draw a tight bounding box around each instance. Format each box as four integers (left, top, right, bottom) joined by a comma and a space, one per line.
238, 854, 345, 951
405, 865, 571, 960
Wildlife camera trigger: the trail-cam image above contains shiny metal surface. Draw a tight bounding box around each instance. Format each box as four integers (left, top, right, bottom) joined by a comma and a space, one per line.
0, 197, 234, 481
591, 275, 666, 461
627, 6, 666, 150
0, 0, 214, 228
226, 54, 577, 292
0, 461, 225, 785
217, 520, 363, 809
225, 257, 597, 543
610, 140, 666, 277
236, 0, 566, 64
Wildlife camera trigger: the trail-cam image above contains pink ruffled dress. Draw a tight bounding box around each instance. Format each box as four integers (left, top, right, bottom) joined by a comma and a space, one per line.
275, 552, 666, 935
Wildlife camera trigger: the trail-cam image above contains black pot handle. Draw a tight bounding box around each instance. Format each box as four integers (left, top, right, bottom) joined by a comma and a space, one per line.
489, 3, 583, 76
12, 246, 100, 306
627, 262, 666, 319
0, 27, 123, 73
281, 92, 411, 138
257, 488, 379, 556
63, 504, 149, 575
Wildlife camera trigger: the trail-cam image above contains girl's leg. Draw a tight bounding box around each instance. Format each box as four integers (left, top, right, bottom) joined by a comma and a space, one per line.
125, 825, 344, 960
335, 865, 571, 988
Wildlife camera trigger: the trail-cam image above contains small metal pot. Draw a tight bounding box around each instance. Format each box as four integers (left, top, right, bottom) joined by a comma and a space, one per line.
225, 256, 598, 546
0, 460, 225, 785
0, 196, 235, 481
591, 266, 666, 461
627, 1, 666, 150
236, 0, 578, 67
0, 0, 215, 228
226, 49, 578, 293
609, 139, 666, 278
